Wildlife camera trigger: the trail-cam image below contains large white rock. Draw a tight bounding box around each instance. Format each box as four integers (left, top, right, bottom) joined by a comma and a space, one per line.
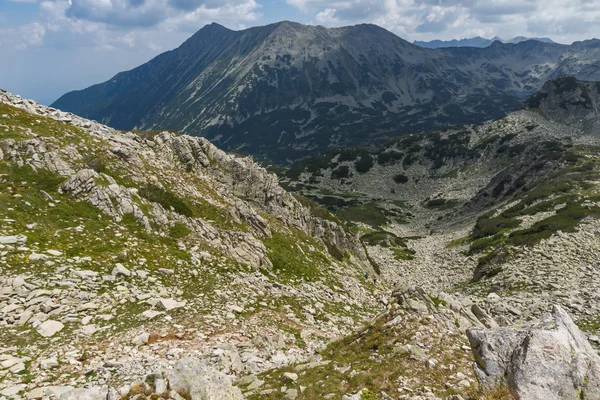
58, 387, 107, 400
0, 235, 26, 244
37, 320, 64, 337
156, 298, 186, 311
168, 358, 244, 400
468, 305, 600, 400
112, 263, 131, 277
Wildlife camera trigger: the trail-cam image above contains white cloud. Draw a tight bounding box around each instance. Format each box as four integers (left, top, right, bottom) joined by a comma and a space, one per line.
288, 0, 600, 43
1, 0, 261, 54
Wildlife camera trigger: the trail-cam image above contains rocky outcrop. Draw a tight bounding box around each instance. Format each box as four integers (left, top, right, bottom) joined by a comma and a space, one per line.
0, 89, 369, 272
467, 305, 600, 399
526, 75, 600, 132
156, 131, 371, 269
0, 138, 75, 176
61, 169, 150, 227
0, 88, 386, 399
39, 360, 242, 400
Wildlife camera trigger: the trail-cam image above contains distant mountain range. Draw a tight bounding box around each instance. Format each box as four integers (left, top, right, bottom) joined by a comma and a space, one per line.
414, 36, 556, 49
52, 21, 600, 163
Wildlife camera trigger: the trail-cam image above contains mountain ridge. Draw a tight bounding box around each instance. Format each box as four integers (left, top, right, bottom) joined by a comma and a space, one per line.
414, 35, 556, 49
52, 22, 600, 163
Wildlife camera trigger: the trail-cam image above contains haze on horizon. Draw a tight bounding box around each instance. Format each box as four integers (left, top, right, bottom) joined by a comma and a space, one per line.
1, 0, 599, 105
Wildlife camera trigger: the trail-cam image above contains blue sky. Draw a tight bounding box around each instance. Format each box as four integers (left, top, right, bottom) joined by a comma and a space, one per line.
1, 0, 599, 105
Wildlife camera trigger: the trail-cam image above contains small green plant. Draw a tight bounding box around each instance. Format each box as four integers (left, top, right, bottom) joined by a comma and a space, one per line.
361, 389, 376, 400
262, 230, 323, 280
424, 198, 458, 210
331, 165, 351, 179
337, 203, 389, 228
82, 153, 107, 173
169, 222, 192, 238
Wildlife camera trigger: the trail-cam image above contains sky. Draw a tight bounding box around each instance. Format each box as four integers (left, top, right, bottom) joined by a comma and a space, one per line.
1, 0, 599, 105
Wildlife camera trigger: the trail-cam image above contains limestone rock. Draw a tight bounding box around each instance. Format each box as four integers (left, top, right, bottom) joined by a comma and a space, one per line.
37, 320, 64, 337
112, 263, 131, 277
58, 387, 107, 400
467, 305, 600, 399
156, 298, 186, 311
167, 357, 244, 400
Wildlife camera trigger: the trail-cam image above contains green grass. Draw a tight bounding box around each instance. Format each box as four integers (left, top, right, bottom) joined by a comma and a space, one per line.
576, 315, 600, 335
361, 231, 415, 261
445, 235, 469, 248
507, 202, 600, 247
467, 150, 600, 256
292, 193, 343, 224
262, 230, 325, 281
470, 214, 521, 242
169, 222, 192, 238
0, 102, 88, 144
424, 198, 459, 210
336, 203, 389, 228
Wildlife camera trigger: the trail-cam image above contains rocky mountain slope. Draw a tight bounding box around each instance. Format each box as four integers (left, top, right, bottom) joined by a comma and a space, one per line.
0, 88, 387, 399
52, 22, 600, 162
3, 76, 600, 400
414, 36, 555, 49
282, 76, 600, 329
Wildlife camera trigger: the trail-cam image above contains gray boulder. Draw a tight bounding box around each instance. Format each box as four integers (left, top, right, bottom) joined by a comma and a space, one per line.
467, 305, 600, 399
167, 357, 244, 400
59, 387, 107, 400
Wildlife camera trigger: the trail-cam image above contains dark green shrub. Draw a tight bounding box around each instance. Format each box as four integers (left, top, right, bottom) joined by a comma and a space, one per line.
377, 151, 404, 165
355, 154, 374, 173
393, 174, 409, 184
331, 166, 350, 179
83, 153, 107, 173
337, 203, 389, 228
139, 184, 193, 217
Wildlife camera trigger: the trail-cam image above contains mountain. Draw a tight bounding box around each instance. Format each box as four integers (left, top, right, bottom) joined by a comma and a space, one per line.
525, 75, 600, 131
415, 35, 556, 48
52, 21, 600, 163
5, 78, 600, 399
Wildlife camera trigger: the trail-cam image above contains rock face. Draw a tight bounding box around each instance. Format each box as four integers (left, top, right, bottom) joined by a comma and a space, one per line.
51, 22, 600, 162
168, 358, 244, 400
467, 306, 600, 399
